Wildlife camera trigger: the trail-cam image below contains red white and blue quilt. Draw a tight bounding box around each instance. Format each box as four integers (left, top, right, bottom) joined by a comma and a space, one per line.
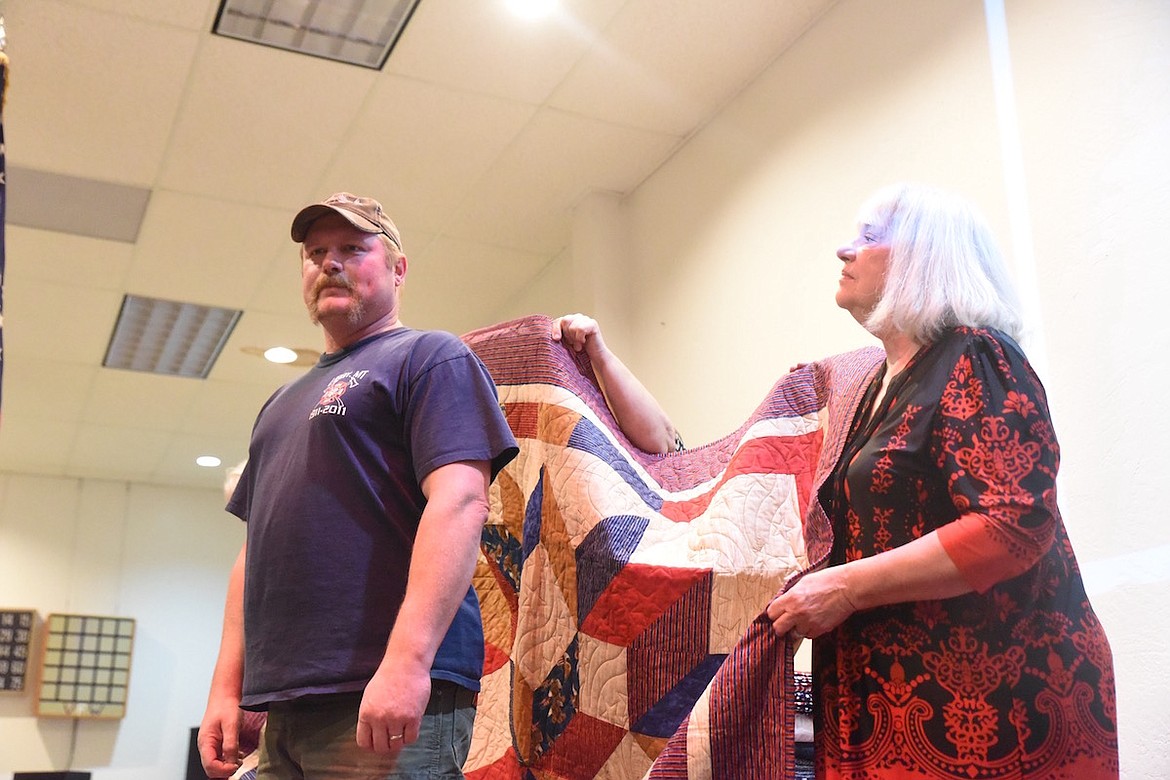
462, 315, 880, 780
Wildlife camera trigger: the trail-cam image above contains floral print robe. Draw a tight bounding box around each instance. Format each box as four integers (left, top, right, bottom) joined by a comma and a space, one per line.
813, 328, 1118, 779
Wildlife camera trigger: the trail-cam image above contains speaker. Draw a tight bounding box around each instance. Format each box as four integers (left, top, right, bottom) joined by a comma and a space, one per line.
186, 726, 205, 780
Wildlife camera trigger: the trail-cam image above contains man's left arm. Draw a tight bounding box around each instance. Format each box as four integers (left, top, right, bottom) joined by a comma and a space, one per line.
356, 459, 491, 754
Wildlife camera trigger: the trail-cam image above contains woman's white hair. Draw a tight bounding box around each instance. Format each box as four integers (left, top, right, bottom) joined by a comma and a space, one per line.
224, 459, 247, 501
861, 183, 1023, 343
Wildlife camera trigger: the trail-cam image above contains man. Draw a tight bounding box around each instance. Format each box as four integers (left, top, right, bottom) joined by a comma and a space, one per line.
198, 193, 518, 779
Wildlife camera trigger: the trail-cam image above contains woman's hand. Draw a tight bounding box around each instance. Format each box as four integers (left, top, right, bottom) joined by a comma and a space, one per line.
549, 312, 679, 455
552, 313, 607, 359
766, 566, 858, 640
768, 532, 973, 640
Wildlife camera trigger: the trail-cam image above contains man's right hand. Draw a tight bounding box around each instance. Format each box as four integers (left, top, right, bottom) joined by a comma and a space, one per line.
198, 697, 243, 778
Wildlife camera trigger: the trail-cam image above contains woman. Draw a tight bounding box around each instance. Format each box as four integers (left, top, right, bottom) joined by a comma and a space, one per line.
766, 184, 1118, 778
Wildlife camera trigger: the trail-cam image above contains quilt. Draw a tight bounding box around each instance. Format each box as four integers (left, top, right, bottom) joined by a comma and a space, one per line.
461, 315, 882, 780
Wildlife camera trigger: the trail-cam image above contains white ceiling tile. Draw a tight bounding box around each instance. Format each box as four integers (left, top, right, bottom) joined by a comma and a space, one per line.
127, 192, 289, 309
0, 416, 78, 477
67, 423, 175, 481
320, 75, 538, 235
7, 167, 151, 243
242, 243, 312, 318
1, 280, 124, 366
385, 0, 628, 104
64, 0, 218, 31
4, 0, 201, 184
157, 36, 379, 206
6, 226, 136, 291
549, 0, 837, 134
80, 370, 203, 428
0, 358, 96, 424
178, 378, 281, 441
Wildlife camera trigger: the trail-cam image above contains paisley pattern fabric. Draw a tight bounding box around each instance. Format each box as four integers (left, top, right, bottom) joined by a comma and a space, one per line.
814, 328, 1118, 779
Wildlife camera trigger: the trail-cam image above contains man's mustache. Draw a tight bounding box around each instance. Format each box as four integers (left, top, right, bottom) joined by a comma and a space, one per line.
314, 277, 353, 296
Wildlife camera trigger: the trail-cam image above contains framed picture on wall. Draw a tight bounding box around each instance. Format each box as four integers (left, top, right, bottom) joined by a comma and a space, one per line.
36, 613, 135, 719
0, 609, 37, 693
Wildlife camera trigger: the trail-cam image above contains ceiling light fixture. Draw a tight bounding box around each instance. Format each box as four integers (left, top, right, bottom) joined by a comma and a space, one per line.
103, 295, 243, 379
505, 0, 557, 20
264, 346, 298, 364
242, 345, 320, 367
212, 0, 422, 69
196, 456, 223, 468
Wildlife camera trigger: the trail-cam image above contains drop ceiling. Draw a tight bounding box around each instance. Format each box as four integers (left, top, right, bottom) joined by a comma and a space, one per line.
0, 0, 836, 489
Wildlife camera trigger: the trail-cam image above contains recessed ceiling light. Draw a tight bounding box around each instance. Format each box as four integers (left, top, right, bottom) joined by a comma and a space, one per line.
196, 456, 223, 468
505, 0, 556, 19
242, 345, 320, 366
212, 0, 422, 69
264, 346, 299, 364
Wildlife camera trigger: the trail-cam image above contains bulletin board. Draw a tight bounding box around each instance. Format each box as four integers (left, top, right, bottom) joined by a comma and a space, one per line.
0, 609, 35, 692
36, 613, 135, 719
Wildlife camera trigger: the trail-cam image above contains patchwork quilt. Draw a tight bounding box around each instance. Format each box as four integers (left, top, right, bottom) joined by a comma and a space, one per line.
461, 315, 882, 780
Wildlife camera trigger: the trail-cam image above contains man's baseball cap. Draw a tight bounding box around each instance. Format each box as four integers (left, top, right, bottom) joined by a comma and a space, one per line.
290, 192, 402, 251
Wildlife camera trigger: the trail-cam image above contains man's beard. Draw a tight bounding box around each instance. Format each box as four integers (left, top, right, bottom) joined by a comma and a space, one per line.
308, 278, 366, 326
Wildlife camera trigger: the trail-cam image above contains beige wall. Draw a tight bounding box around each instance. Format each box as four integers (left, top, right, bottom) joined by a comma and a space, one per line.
622, 0, 1014, 440
539, 0, 1167, 775
0, 474, 241, 778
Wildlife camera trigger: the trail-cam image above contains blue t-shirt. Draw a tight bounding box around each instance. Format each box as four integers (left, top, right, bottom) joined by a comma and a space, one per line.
228, 328, 518, 709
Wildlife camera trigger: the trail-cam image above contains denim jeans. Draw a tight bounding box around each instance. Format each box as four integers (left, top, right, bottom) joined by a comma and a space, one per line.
257, 681, 476, 779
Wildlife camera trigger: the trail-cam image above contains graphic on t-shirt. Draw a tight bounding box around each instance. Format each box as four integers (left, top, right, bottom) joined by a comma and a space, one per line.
310, 370, 369, 419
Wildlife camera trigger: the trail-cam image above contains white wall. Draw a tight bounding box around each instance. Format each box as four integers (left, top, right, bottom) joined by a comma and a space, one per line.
622, 0, 1014, 440
1008, 2, 1170, 771
575, 0, 1167, 776
0, 473, 242, 779
497, 244, 576, 328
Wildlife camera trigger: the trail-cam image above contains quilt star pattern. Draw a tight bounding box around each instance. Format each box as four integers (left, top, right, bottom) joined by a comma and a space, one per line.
462, 315, 881, 780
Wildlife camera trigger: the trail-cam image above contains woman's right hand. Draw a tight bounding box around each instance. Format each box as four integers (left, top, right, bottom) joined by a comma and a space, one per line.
552, 313, 607, 358
766, 566, 858, 641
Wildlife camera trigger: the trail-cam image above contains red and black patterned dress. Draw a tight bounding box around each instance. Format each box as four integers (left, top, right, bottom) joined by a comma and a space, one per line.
813, 327, 1118, 779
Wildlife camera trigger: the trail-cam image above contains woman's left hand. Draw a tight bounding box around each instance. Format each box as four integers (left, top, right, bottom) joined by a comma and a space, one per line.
766, 566, 858, 640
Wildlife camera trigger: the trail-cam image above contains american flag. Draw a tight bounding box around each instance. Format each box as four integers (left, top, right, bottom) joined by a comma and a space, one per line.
0, 49, 8, 426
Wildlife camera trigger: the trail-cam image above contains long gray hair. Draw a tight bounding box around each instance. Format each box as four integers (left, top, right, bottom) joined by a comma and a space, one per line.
861, 183, 1023, 343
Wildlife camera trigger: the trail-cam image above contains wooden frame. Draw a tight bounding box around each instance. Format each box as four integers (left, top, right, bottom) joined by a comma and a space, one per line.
0, 609, 36, 693
36, 613, 135, 719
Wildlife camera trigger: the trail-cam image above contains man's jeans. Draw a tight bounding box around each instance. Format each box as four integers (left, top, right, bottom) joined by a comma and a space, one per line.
257, 681, 476, 779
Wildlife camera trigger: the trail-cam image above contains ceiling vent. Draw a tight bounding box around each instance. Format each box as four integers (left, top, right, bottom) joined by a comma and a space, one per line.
212, 0, 422, 69
103, 295, 242, 379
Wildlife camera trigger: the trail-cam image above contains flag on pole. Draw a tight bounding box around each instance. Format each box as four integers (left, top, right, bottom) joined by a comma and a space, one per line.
0, 45, 8, 426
